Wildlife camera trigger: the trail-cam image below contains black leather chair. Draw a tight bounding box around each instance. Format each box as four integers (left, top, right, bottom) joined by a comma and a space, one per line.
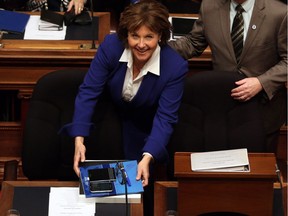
21, 69, 124, 181
167, 70, 267, 179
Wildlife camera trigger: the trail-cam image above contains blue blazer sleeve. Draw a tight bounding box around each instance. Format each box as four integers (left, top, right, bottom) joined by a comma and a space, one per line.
60, 34, 124, 136
142, 47, 188, 162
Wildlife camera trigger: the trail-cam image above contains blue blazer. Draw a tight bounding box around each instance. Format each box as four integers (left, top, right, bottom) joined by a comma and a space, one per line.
63, 33, 188, 162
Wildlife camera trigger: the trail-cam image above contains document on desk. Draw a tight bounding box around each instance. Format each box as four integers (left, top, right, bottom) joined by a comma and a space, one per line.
191, 148, 250, 172
24, 15, 66, 40
48, 187, 95, 216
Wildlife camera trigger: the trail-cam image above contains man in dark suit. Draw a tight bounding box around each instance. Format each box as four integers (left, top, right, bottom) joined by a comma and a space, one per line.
169, 0, 287, 152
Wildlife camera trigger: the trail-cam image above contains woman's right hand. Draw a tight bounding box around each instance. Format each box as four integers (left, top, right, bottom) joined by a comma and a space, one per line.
73, 136, 86, 177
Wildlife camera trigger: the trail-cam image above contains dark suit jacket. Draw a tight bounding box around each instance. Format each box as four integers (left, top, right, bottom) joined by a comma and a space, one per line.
169, 0, 287, 134
62, 33, 188, 162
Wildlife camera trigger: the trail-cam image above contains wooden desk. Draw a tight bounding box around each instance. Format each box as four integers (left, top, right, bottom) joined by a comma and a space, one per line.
174, 152, 278, 216
0, 181, 143, 216
154, 181, 286, 216
154, 181, 178, 216
0, 11, 110, 93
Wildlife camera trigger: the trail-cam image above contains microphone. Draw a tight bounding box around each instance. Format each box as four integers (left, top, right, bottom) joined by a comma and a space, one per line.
79, 0, 96, 49
119, 163, 131, 186
117, 162, 130, 216
89, 0, 96, 49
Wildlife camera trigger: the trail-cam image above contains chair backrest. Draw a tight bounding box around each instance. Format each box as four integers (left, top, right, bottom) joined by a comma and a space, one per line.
22, 69, 124, 180
167, 70, 267, 179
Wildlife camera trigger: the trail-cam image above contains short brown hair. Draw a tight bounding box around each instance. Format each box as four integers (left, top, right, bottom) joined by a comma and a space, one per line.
117, 0, 171, 47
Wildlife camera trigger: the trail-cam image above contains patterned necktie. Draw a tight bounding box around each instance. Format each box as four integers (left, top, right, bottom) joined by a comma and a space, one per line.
231, 4, 245, 63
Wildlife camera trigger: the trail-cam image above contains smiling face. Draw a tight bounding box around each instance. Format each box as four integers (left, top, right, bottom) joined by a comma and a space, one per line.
127, 25, 161, 67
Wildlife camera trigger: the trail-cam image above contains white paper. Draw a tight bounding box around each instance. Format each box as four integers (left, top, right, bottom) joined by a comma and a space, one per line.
191, 148, 250, 172
38, 20, 63, 31
48, 187, 95, 216
24, 15, 66, 40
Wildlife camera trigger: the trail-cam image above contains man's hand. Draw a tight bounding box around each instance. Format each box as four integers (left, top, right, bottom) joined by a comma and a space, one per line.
231, 77, 263, 102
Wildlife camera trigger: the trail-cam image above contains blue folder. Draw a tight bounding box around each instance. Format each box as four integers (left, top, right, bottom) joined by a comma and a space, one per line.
0, 10, 30, 34
80, 160, 144, 198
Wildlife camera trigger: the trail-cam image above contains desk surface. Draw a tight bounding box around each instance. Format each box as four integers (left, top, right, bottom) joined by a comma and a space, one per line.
0, 12, 110, 59
0, 11, 110, 92
0, 181, 143, 216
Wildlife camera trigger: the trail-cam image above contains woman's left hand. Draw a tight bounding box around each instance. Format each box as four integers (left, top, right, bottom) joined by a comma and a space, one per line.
136, 154, 153, 187
67, 0, 85, 15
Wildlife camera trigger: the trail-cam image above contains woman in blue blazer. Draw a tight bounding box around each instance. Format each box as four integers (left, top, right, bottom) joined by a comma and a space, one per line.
62, 1, 188, 214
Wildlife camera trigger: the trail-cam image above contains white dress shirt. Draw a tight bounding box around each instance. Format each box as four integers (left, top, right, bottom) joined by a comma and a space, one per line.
119, 45, 161, 102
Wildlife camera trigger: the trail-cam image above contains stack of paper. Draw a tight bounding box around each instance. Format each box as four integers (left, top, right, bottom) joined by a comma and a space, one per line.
38, 19, 63, 31
48, 187, 95, 216
48, 187, 141, 216
191, 148, 250, 172
24, 15, 66, 40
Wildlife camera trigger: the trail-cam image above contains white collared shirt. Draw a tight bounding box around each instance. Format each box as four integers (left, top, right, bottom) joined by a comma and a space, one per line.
119, 45, 161, 102
230, 0, 255, 42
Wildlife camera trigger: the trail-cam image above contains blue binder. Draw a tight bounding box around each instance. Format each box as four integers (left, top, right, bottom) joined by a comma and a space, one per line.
0, 10, 30, 34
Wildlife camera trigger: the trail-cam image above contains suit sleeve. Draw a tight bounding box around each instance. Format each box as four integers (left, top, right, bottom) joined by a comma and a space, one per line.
142, 59, 188, 162
257, 13, 288, 100
168, 0, 209, 60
